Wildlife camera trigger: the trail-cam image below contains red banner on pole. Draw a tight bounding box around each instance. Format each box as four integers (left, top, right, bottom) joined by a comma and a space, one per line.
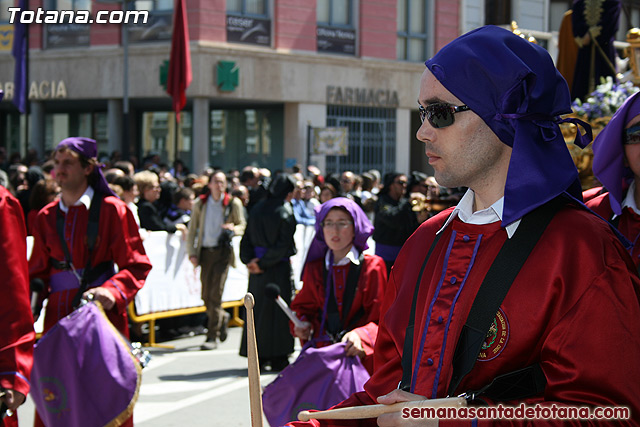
167, 0, 192, 122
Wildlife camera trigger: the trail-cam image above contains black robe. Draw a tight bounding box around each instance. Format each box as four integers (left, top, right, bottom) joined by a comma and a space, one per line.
239, 196, 297, 359
570, 0, 621, 101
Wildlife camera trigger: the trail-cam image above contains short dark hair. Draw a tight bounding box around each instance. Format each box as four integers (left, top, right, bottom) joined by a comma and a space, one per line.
173, 187, 194, 205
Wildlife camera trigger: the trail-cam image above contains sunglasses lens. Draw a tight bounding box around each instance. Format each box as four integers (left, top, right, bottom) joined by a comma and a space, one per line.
626, 133, 640, 145
429, 105, 454, 128
626, 125, 640, 145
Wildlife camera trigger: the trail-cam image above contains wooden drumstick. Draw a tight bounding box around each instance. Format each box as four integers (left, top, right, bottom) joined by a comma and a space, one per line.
297, 396, 466, 421
244, 293, 263, 427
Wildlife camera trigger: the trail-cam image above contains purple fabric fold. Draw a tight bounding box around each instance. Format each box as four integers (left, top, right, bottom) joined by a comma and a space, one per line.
31, 302, 140, 427
262, 342, 370, 427
49, 268, 115, 293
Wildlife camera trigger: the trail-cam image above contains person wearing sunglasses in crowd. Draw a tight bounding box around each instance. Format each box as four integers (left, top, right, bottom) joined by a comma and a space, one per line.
372, 172, 419, 274
290, 197, 387, 373
587, 91, 640, 269
289, 25, 640, 427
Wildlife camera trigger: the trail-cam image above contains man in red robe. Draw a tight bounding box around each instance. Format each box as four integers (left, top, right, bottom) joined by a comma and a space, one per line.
0, 185, 35, 427
290, 26, 640, 426
29, 137, 152, 427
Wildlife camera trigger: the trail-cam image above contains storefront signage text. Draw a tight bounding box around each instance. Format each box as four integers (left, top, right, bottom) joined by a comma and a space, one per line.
326, 85, 399, 107
0, 80, 68, 100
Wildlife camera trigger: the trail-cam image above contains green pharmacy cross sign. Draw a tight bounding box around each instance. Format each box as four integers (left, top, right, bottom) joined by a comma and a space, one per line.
217, 61, 239, 92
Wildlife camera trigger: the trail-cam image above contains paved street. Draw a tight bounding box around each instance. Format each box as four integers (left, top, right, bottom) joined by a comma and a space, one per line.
20, 325, 294, 426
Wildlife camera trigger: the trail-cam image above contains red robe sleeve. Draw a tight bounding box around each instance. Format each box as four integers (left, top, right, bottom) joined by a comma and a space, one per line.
0, 187, 35, 398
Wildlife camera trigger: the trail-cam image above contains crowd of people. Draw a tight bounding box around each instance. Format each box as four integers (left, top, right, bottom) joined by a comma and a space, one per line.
2, 23, 640, 427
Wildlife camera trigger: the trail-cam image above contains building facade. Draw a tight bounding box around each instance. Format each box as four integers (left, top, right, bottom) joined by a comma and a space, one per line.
0, 0, 639, 175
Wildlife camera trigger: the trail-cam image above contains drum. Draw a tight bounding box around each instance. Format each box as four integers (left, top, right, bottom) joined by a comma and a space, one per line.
30, 301, 142, 427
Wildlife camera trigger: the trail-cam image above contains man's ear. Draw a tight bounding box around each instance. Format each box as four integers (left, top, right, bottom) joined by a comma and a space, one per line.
84, 163, 95, 177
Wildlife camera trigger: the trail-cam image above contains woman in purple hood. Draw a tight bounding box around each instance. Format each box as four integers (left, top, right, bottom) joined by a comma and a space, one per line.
290, 197, 387, 372
587, 91, 640, 268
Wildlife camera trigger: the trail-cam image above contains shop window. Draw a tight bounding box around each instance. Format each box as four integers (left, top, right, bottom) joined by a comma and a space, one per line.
39, 112, 107, 157
209, 108, 282, 172
325, 105, 397, 176
397, 0, 429, 62
140, 111, 191, 167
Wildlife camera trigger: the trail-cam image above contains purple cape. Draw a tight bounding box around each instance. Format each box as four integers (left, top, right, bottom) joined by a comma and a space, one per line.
592, 91, 640, 215
425, 25, 592, 225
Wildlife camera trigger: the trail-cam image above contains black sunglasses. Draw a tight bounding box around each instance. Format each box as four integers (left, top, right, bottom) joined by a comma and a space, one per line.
625, 124, 640, 145
419, 103, 470, 128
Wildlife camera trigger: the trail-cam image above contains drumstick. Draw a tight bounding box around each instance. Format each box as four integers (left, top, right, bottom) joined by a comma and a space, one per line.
297, 396, 466, 421
244, 293, 263, 427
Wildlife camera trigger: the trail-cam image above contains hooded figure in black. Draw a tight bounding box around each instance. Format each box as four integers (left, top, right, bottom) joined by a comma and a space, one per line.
372, 172, 418, 274
239, 173, 297, 370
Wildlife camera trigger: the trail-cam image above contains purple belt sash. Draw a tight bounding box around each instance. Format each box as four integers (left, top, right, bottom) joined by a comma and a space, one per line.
254, 246, 289, 262
50, 268, 114, 293
375, 243, 402, 261
255, 246, 268, 259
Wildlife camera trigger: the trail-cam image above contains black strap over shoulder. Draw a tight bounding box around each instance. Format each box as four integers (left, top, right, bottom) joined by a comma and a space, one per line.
400, 196, 565, 400
54, 192, 106, 308
324, 252, 366, 341
447, 197, 563, 397
399, 232, 442, 391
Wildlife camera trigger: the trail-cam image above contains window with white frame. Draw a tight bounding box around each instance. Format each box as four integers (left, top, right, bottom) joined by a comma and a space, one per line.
397, 0, 429, 62
317, 0, 352, 26
317, 0, 356, 55
227, 0, 268, 16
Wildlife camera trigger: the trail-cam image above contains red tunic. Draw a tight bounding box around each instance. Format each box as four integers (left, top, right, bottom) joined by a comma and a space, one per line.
291, 254, 387, 346
291, 203, 640, 426
0, 187, 35, 427
586, 192, 640, 268
29, 194, 152, 337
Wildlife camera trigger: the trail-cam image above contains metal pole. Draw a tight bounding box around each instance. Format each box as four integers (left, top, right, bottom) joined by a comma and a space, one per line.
122, 0, 130, 160
24, 0, 30, 158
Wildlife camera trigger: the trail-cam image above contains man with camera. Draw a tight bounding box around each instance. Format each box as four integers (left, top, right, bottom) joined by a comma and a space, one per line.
187, 171, 246, 350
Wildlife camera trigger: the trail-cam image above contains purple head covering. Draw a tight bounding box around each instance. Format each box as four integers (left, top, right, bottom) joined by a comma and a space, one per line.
56, 137, 116, 197
425, 25, 592, 225
302, 197, 373, 275
592, 91, 640, 215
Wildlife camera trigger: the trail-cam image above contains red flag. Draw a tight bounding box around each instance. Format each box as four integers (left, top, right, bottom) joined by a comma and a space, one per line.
167, 0, 192, 122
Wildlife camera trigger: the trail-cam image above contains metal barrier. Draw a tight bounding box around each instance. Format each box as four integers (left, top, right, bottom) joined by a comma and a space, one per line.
127, 300, 244, 348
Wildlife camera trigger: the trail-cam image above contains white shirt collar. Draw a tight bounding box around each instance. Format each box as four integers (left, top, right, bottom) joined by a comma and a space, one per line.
325, 246, 361, 269
437, 188, 521, 238
621, 180, 640, 215
59, 186, 94, 213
